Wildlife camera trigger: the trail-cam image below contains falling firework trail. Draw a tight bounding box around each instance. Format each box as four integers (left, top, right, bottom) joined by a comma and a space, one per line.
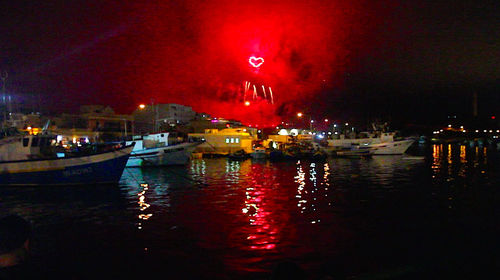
269, 87, 274, 104
244, 81, 251, 101
253, 85, 257, 100
262, 85, 267, 99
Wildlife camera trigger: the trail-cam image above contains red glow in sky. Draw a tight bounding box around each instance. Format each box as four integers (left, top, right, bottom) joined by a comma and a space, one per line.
130, 0, 387, 126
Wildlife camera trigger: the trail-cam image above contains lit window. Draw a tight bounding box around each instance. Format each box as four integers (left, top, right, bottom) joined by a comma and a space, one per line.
230, 138, 234, 143
235, 138, 240, 143
225, 138, 230, 144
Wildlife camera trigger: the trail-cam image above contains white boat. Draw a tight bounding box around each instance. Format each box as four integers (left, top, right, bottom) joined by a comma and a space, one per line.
125, 132, 201, 167
324, 132, 414, 155
0, 132, 134, 186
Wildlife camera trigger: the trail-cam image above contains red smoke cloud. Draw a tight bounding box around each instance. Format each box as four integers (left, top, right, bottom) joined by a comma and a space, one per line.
134, 0, 388, 126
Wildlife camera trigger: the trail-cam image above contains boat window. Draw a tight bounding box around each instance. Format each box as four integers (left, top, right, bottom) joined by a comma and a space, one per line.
235, 138, 240, 143
230, 138, 234, 143
31, 137, 39, 147
23, 138, 29, 147
225, 138, 230, 144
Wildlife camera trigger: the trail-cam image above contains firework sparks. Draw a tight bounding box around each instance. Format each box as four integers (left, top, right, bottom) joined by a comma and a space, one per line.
269, 87, 274, 104
248, 56, 264, 68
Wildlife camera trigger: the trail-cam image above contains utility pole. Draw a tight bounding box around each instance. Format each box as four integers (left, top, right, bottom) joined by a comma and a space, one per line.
151, 98, 158, 133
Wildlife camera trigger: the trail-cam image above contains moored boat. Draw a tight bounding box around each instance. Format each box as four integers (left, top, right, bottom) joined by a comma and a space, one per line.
0, 133, 134, 186
324, 132, 414, 155
125, 132, 201, 167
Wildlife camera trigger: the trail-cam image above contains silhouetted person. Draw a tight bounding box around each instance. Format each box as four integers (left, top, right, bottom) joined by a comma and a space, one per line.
0, 215, 36, 279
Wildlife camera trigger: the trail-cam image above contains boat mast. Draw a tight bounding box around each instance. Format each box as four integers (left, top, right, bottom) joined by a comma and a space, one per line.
1, 71, 8, 129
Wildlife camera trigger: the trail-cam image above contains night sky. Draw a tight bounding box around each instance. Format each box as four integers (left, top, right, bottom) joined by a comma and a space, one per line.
1, 0, 498, 127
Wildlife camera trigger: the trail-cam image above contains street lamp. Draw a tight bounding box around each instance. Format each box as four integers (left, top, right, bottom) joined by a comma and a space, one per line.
297, 112, 313, 131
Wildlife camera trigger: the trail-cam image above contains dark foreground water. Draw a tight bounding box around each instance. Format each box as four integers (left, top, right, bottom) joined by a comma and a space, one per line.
1, 144, 499, 279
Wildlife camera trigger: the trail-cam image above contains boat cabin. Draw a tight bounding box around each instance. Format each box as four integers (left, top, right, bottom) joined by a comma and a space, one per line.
0, 134, 57, 162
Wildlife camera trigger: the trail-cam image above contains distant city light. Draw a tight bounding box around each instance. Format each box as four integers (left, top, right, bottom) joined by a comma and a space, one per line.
139, 104, 146, 109
297, 112, 303, 117
244, 101, 250, 106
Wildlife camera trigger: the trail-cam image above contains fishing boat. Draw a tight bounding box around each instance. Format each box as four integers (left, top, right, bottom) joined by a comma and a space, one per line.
0, 133, 134, 186
324, 132, 414, 155
125, 132, 201, 167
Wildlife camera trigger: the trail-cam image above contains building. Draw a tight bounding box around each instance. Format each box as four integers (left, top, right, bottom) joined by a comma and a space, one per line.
133, 103, 196, 134
188, 127, 258, 155
51, 105, 133, 142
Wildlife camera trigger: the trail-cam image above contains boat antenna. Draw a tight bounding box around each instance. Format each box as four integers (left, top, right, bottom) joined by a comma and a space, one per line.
42, 119, 50, 133
0, 71, 9, 129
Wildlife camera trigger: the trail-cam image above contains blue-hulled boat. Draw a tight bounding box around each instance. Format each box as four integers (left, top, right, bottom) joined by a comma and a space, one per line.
0, 133, 134, 186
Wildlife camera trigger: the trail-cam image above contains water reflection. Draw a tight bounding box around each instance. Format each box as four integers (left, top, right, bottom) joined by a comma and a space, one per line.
294, 160, 337, 225
4, 147, 497, 278
242, 161, 280, 251
120, 168, 173, 230
430, 144, 491, 182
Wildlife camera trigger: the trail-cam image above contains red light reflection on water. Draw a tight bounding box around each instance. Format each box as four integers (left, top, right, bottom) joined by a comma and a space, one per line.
242, 163, 281, 251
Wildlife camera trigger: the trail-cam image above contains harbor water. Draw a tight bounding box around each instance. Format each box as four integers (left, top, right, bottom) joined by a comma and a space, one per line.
1, 144, 499, 279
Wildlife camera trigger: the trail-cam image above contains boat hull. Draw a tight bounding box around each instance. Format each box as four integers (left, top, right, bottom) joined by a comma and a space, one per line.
126, 142, 199, 167
370, 139, 414, 155
324, 139, 414, 155
333, 149, 374, 158
0, 145, 134, 186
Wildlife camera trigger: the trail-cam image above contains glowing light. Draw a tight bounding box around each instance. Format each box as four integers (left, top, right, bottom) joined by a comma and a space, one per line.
139, 104, 146, 109
278, 129, 288, 135
297, 112, 303, 117
244, 101, 250, 106
249, 56, 264, 68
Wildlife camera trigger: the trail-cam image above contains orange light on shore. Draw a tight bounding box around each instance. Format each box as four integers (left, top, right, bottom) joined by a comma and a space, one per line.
244, 101, 251, 106
139, 104, 146, 109
297, 112, 303, 117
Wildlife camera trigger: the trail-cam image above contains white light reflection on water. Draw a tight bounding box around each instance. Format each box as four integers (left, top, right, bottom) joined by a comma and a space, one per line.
294, 160, 330, 224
